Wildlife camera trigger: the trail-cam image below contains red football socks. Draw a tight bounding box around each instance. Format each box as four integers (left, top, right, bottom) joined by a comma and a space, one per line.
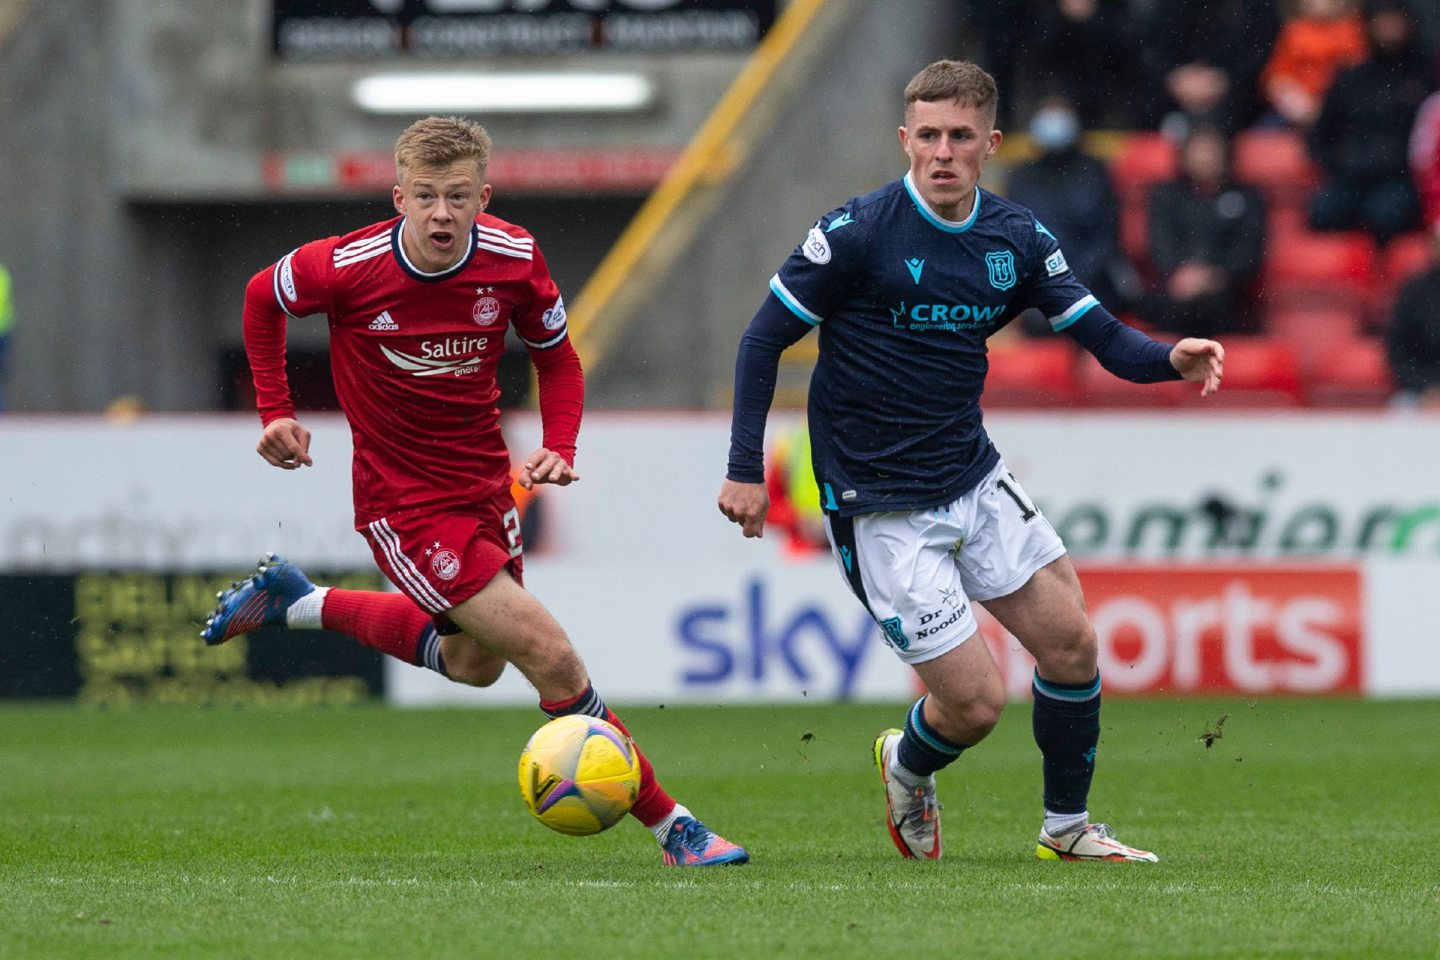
321, 589, 432, 666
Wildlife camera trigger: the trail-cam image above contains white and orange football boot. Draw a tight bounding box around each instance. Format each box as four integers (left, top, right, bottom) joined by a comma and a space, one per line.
873, 729, 942, 859
1036, 823, 1158, 862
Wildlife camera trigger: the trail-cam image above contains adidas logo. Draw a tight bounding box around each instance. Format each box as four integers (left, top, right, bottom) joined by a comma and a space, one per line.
368, 311, 399, 331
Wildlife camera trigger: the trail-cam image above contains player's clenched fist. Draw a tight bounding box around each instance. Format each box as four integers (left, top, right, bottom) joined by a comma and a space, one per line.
257, 417, 313, 469
718, 479, 769, 538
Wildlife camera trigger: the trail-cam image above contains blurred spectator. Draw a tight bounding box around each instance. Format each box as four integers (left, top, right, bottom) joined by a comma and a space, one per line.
963, 0, 1029, 129
1142, 125, 1267, 338
1385, 233, 1440, 406
1019, 0, 1146, 128
1408, 85, 1440, 227
1308, 0, 1431, 244
1143, 0, 1281, 132
0, 262, 11, 412
1006, 98, 1136, 329
1259, 0, 1369, 128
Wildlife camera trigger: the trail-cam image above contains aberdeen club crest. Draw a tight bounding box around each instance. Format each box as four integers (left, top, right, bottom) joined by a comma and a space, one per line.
473, 287, 501, 325
429, 546, 461, 581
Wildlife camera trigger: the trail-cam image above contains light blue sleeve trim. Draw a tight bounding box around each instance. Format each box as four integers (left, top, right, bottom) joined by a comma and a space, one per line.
1049, 294, 1099, 332
769, 275, 823, 325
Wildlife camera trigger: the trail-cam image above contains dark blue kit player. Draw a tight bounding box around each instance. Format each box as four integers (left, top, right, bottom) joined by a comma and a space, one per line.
719, 60, 1225, 862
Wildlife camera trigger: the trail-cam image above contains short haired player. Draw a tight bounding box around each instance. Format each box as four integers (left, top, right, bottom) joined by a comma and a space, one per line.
718, 61, 1224, 862
206, 117, 746, 867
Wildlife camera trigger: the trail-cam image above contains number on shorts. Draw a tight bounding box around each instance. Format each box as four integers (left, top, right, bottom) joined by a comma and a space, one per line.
502, 506, 523, 557
996, 474, 1037, 523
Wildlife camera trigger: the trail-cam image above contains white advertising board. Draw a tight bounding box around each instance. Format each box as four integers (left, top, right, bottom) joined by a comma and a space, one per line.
3, 412, 1439, 700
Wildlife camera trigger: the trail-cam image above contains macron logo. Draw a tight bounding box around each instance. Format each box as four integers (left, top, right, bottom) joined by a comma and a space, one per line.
368, 311, 399, 332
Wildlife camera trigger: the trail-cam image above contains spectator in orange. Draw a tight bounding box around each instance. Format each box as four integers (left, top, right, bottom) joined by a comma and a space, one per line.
1260, 0, 1369, 128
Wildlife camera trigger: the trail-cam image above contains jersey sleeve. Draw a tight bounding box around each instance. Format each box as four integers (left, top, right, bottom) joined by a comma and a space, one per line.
272, 239, 335, 320
242, 237, 335, 425
511, 241, 568, 351
768, 205, 868, 326
513, 241, 583, 464
1015, 218, 1100, 333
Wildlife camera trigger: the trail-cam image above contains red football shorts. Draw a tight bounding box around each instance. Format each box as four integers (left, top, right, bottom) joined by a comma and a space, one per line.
360, 492, 525, 616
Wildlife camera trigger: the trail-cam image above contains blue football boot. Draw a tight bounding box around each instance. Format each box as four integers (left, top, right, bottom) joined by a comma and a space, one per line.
659, 816, 749, 867
201, 553, 315, 646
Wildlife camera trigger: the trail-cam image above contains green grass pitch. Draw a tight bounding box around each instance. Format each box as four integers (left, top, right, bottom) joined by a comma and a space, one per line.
2, 697, 1437, 960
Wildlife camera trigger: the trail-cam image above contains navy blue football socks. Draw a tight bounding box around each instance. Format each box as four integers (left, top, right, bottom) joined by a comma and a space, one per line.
895, 695, 969, 778
1031, 670, 1101, 816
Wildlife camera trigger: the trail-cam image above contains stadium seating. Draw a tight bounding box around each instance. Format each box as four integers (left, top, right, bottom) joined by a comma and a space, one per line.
1261, 230, 1376, 311
982, 339, 1077, 408
1178, 336, 1303, 407
1265, 306, 1364, 373
1375, 231, 1434, 313
1307, 337, 1393, 408
1110, 132, 1177, 205
1233, 129, 1321, 205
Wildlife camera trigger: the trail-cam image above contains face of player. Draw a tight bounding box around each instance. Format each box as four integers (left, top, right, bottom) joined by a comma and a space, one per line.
393, 161, 492, 273
899, 99, 1002, 221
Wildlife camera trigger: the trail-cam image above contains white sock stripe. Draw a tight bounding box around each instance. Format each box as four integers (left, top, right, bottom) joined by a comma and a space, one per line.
420, 631, 442, 672
369, 519, 450, 612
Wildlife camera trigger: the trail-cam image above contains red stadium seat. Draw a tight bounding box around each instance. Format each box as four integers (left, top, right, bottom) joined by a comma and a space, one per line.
1264, 306, 1363, 374
1181, 336, 1303, 407
1307, 337, 1394, 407
1267, 204, 1308, 245
982, 339, 1077, 408
1375, 231, 1435, 315
1074, 351, 1187, 407
1262, 231, 1376, 310
1120, 202, 1151, 267
1110, 133, 1177, 205
1233, 130, 1321, 202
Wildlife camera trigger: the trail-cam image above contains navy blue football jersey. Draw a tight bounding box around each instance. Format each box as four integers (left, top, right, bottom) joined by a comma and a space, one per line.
770, 173, 1097, 516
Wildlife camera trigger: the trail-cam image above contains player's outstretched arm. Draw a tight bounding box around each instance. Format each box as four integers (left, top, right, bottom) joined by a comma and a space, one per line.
1170, 337, 1225, 397
520, 447, 578, 489
257, 417, 313, 470
718, 479, 769, 538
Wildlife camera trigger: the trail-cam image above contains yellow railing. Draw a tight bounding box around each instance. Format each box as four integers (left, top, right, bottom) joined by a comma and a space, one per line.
568, 0, 842, 369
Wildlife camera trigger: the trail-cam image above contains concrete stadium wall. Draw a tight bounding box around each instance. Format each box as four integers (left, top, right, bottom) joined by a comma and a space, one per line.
0, 0, 747, 413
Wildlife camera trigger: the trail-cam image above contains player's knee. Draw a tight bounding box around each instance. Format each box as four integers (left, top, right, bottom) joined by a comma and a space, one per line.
453, 656, 506, 688
959, 691, 1004, 738
440, 641, 508, 687
1036, 621, 1098, 679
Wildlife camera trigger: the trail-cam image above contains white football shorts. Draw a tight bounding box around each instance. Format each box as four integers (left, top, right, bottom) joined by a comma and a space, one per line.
822, 458, 1066, 665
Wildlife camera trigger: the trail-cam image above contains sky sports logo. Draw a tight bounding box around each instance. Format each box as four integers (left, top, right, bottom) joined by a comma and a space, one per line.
974, 567, 1362, 696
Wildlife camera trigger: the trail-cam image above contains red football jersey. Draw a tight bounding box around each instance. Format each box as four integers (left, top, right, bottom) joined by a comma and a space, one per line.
243, 213, 583, 527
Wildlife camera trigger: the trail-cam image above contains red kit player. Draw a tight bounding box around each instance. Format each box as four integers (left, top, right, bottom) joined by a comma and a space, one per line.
203, 117, 746, 866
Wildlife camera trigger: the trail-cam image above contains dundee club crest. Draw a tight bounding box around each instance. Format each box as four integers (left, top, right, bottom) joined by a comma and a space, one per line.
985, 249, 1016, 291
